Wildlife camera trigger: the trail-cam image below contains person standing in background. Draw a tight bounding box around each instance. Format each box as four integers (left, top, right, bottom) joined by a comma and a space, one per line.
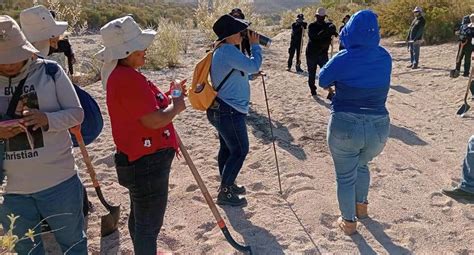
406, 6, 426, 69
287, 14, 307, 73
339, 15, 351, 51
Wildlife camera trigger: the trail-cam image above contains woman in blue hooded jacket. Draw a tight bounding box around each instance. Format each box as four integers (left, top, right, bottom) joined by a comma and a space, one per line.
319, 10, 392, 235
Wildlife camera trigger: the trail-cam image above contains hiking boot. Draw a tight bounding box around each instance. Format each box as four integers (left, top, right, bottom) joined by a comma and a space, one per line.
230, 183, 246, 195
442, 187, 474, 201
412, 64, 418, 69
217, 186, 247, 206
337, 217, 357, 235
463, 72, 470, 77
356, 203, 368, 219
296, 66, 304, 73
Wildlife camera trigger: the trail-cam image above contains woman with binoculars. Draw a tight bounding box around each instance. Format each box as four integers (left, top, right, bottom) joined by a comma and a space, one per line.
207, 14, 263, 207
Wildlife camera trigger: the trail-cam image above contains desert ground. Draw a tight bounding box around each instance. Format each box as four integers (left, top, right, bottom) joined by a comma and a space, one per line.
38, 28, 474, 254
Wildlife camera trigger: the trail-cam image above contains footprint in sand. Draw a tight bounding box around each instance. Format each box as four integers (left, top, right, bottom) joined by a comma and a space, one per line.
430, 192, 453, 208
191, 195, 206, 204
94, 155, 115, 168
171, 225, 185, 231
428, 158, 438, 162
248, 161, 262, 170
249, 182, 265, 192
319, 213, 339, 229
185, 184, 199, 192
284, 172, 315, 180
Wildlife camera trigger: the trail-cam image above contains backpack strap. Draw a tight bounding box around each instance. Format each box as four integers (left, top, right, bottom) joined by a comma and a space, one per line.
44, 60, 59, 83
215, 69, 235, 92
6, 75, 29, 118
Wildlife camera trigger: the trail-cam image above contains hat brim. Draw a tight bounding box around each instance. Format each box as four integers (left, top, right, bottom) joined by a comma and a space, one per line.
0, 41, 39, 64
216, 20, 249, 42
25, 21, 69, 42
96, 29, 157, 62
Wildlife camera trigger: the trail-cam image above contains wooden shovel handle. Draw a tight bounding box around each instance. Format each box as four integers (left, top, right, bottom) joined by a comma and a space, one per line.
70, 125, 100, 188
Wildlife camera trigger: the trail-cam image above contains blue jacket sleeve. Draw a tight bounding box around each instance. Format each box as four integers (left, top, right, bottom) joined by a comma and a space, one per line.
225, 44, 262, 74
318, 56, 340, 88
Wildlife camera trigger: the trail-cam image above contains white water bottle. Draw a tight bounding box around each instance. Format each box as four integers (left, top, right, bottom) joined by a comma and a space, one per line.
171, 79, 182, 98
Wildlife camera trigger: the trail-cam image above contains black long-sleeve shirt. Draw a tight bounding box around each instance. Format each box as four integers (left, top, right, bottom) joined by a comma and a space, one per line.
306, 20, 338, 57
291, 21, 308, 43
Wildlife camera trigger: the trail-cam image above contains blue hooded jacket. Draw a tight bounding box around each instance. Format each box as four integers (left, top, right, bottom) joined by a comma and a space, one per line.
319, 10, 392, 115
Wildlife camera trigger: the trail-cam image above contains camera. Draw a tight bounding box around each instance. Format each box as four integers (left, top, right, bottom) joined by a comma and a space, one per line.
240, 29, 272, 48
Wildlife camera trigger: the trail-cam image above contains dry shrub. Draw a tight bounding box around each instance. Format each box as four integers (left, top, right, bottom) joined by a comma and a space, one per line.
146, 18, 186, 70
41, 0, 87, 36
195, 0, 265, 43
375, 0, 471, 44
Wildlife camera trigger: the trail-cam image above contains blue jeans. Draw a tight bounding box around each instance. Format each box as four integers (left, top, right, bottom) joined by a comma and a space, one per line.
0, 175, 87, 255
115, 148, 174, 255
327, 112, 390, 221
460, 136, 474, 194
207, 98, 249, 187
409, 42, 421, 66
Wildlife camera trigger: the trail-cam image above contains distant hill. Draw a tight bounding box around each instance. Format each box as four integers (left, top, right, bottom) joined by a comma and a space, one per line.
165, 0, 320, 13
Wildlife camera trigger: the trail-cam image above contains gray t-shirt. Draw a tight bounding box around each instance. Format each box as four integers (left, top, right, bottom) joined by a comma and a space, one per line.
0, 58, 84, 194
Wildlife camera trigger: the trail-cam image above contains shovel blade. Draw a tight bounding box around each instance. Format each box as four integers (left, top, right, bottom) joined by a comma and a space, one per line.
100, 205, 120, 237
457, 103, 470, 115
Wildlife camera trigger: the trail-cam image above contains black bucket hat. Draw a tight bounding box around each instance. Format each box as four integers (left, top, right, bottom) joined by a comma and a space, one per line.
213, 14, 249, 41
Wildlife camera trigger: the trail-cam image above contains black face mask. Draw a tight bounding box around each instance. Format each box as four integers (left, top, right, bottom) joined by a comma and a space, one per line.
316, 16, 326, 23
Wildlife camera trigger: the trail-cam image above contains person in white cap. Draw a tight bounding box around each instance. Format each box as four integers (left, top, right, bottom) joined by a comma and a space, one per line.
0, 15, 87, 254
20, 5, 68, 58
306, 7, 338, 97
98, 16, 186, 255
406, 6, 426, 69
20, 4, 92, 223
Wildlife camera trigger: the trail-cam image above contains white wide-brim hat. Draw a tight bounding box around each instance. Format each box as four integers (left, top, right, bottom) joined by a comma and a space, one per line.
20, 5, 68, 43
0, 15, 39, 64
96, 16, 157, 62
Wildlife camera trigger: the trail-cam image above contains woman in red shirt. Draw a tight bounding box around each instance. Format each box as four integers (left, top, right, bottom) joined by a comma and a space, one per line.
97, 16, 186, 255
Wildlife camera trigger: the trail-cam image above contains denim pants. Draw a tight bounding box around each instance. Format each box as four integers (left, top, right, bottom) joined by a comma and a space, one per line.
306, 53, 329, 93
0, 175, 87, 255
409, 42, 421, 66
455, 42, 473, 73
460, 136, 474, 194
206, 99, 249, 187
327, 112, 390, 221
115, 148, 174, 255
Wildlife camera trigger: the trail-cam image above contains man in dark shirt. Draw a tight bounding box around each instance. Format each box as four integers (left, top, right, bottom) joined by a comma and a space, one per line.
306, 7, 338, 97
454, 14, 474, 77
230, 8, 251, 56
287, 14, 307, 72
48, 38, 76, 75
407, 6, 426, 69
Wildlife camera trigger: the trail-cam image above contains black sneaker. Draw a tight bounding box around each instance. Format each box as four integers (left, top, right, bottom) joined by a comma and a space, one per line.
296, 67, 304, 73
412, 64, 418, 69
442, 187, 474, 201
230, 183, 246, 195
463, 72, 470, 77
217, 186, 247, 206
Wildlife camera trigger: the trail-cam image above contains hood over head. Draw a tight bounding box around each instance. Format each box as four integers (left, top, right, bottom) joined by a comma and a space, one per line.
340, 10, 380, 49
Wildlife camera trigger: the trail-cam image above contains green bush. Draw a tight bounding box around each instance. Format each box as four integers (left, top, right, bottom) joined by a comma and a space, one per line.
375, 0, 471, 44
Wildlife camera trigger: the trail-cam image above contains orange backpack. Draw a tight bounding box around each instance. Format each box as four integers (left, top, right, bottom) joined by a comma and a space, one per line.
188, 49, 234, 111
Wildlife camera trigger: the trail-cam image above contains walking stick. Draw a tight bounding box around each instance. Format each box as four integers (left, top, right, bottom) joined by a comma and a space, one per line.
297, 27, 305, 70
260, 74, 283, 194
176, 134, 252, 254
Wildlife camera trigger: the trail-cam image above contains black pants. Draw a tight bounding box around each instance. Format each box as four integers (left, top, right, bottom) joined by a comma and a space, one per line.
115, 148, 174, 255
306, 53, 329, 93
288, 40, 303, 69
456, 42, 473, 74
